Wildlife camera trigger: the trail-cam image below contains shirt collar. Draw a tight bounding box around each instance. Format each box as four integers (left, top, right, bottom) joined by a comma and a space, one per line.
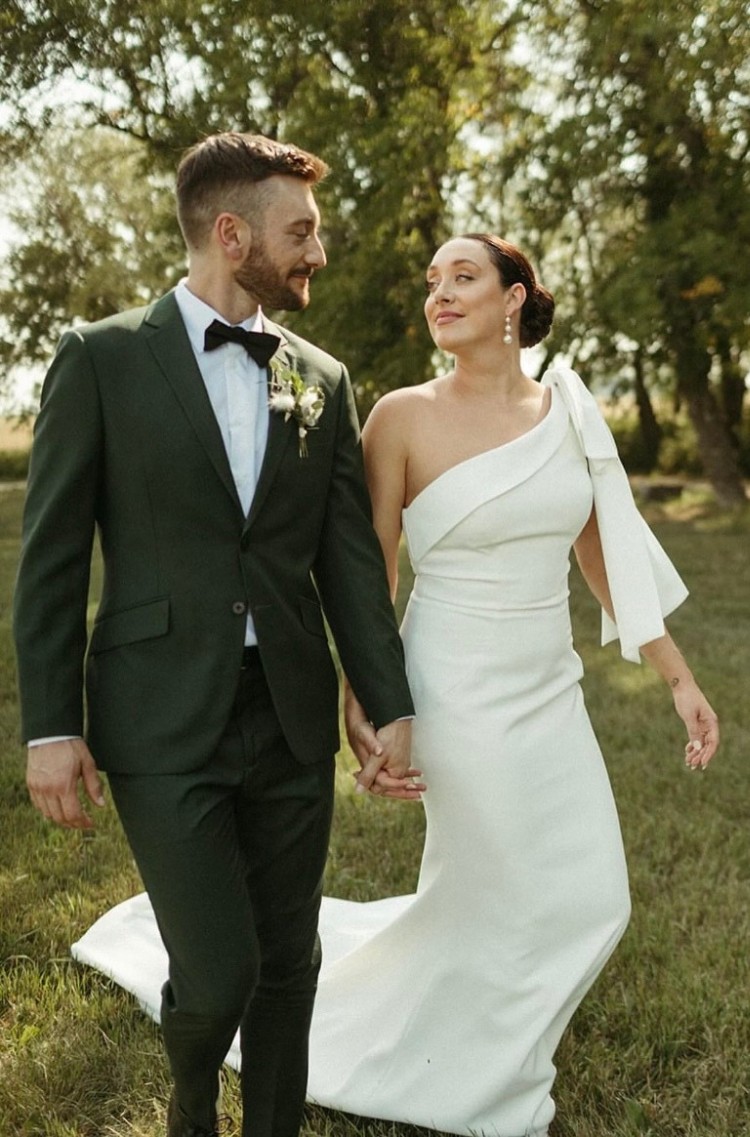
175, 279, 265, 356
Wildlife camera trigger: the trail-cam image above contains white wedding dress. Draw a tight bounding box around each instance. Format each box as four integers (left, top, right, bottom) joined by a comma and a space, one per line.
73, 367, 688, 1137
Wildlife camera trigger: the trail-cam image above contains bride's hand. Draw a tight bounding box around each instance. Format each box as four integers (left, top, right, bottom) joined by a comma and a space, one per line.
345, 689, 424, 800
672, 679, 719, 769
347, 718, 424, 802
359, 765, 426, 801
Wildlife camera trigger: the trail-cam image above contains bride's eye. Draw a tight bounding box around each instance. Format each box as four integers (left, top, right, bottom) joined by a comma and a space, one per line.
425, 280, 438, 292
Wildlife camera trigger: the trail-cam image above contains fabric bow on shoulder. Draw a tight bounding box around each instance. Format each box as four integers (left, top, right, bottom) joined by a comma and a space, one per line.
543, 364, 688, 662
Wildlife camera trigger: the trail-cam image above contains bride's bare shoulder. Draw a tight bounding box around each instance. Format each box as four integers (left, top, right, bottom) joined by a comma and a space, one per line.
366, 377, 447, 429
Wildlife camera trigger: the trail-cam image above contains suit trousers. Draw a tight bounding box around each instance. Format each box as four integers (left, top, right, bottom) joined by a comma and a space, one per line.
108, 650, 336, 1137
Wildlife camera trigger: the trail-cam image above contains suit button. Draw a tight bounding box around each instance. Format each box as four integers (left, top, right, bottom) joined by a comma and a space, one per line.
232, 601, 247, 615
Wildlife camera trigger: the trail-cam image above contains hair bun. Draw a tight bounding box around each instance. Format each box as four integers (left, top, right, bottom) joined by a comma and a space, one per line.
520, 283, 555, 349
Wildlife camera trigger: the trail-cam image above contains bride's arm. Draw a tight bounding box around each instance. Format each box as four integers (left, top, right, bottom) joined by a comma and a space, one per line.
360, 392, 412, 600
574, 507, 719, 769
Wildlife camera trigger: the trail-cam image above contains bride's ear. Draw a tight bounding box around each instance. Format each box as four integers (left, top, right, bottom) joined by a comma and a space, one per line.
506, 282, 527, 315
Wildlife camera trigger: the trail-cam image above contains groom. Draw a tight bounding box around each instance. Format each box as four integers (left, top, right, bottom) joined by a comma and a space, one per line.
13, 133, 414, 1137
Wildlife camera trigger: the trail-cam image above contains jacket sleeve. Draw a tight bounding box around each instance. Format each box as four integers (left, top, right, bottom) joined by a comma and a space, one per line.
312, 366, 414, 727
13, 331, 102, 740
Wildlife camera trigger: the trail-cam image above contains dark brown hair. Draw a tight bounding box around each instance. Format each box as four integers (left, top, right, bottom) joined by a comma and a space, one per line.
459, 233, 555, 348
176, 132, 330, 249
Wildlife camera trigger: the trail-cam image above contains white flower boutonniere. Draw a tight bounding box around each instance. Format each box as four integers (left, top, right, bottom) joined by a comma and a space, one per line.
268, 359, 325, 458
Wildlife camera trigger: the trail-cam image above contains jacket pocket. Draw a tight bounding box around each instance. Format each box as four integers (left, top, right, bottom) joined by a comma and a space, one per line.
299, 595, 326, 638
89, 597, 170, 654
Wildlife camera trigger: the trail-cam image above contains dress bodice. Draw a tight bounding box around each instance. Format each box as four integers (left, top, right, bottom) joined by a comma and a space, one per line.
402, 391, 591, 612
402, 368, 689, 659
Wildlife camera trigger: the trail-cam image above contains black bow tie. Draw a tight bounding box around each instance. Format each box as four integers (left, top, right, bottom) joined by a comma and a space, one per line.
203, 319, 281, 368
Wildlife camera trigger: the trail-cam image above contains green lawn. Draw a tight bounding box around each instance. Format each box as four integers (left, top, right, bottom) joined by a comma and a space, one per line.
1, 485, 747, 1137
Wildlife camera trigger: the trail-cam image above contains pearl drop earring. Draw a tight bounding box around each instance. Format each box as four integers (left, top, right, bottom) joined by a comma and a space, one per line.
503, 314, 512, 345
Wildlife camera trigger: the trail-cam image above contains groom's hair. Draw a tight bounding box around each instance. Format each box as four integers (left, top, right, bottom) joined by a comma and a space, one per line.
176, 132, 329, 250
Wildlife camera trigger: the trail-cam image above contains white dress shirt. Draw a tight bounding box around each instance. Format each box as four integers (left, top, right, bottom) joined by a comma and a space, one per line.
176, 279, 271, 644
174, 280, 270, 518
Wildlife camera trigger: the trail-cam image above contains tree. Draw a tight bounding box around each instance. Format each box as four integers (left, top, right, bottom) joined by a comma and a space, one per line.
3, 1, 745, 505
0, 0, 522, 410
0, 126, 183, 388
495, 0, 750, 505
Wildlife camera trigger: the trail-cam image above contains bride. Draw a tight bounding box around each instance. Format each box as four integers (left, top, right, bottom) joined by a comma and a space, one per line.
74, 233, 718, 1137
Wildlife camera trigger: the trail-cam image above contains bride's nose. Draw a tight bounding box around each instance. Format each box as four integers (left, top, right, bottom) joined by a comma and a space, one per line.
432, 280, 453, 303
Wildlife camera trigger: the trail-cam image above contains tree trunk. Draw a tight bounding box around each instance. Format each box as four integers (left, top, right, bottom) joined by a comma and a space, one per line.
716, 331, 746, 437
669, 314, 746, 508
684, 388, 747, 508
633, 348, 661, 472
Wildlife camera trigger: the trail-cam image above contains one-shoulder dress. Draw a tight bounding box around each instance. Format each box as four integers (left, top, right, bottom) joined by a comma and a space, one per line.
72, 366, 688, 1137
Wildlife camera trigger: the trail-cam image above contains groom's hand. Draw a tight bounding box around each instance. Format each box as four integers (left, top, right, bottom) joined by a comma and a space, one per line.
373, 719, 412, 778
354, 719, 424, 799
26, 739, 105, 829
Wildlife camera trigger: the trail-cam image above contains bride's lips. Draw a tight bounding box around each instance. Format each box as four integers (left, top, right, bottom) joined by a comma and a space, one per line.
435, 312, 462, 325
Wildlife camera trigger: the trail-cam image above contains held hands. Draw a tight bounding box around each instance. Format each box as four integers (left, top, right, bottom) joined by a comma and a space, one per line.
26, 738, 105, 829
672, 679, 719, 770
345, 691, 424, 800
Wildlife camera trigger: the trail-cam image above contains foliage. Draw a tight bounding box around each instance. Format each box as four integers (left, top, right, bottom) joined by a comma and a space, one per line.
0, 450, 30, 481
0, 1, 521, 409
0, 126, 183, 382
0, 0, 747, 501
602, 399, 750, 479
489, 0, 750, 504
1, 486, 749, 1134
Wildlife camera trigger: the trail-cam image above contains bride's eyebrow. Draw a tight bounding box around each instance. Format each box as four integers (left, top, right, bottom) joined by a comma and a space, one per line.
426, 258, 482, 274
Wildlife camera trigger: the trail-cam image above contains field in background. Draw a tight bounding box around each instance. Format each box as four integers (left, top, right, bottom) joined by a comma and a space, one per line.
0, 418, 33, 451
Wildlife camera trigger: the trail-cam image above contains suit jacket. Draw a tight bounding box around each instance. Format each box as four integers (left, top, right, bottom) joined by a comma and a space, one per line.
13, 291, 414, 773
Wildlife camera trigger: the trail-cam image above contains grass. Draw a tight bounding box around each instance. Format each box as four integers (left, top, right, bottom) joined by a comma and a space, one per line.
1, 485, 748, 1137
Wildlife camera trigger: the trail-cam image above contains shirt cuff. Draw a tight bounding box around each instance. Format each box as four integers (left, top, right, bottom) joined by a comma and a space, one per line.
27, 735, 81, 747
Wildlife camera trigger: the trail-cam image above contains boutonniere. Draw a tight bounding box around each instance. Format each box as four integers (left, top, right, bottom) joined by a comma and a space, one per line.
268, 358, 325, 458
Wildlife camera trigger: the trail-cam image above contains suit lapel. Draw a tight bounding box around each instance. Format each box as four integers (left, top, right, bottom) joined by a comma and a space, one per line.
245, 331, 294, 529
142, 297, 301, 525
142, 293, 242, 512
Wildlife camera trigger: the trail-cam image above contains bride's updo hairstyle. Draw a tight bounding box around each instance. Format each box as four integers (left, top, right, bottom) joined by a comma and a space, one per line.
460, 234, 555, 348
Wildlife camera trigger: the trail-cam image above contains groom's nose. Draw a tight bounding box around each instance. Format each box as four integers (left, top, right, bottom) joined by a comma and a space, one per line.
305, 234, 326, 269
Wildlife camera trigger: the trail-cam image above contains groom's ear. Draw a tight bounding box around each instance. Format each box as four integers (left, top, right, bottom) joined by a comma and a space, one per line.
214, 212, 252, 263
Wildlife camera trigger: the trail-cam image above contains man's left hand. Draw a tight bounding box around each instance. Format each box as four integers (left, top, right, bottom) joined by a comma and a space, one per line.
354, 719, 424, 799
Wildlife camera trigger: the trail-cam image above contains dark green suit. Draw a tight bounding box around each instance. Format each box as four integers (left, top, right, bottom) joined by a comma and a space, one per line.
13, 292, 413, 1136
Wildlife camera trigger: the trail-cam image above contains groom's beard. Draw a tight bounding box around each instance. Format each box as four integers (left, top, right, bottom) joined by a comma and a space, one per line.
235, 242, 313, 312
